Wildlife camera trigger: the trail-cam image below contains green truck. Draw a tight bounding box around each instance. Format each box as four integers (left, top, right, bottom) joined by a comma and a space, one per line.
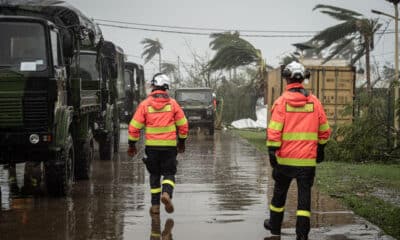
175, 88, 215, 135
0, 0, 124, 195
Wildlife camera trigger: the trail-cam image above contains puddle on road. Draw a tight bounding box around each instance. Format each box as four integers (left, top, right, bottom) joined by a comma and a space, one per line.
0, 130, 391, 240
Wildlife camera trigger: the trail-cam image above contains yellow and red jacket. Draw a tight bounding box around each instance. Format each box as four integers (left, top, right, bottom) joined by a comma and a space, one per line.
266, 83, 331, 167
128, 90, 188, 147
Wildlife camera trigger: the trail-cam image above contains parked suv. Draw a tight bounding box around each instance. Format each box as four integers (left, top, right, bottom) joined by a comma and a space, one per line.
175, 88, 215, 135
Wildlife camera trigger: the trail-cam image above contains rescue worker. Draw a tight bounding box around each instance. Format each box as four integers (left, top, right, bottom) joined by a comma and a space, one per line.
264, 61, 331, 240
127, 73, 188, 215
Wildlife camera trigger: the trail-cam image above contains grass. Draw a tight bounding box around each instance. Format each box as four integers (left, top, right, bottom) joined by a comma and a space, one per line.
233, 129, 400, 239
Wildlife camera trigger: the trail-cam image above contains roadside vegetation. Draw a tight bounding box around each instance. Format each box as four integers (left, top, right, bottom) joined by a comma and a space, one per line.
234, 129, 400, 239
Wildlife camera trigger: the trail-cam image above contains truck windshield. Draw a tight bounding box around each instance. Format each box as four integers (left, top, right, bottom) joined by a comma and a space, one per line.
0, 22, 47, 71
177, 91, 211, 103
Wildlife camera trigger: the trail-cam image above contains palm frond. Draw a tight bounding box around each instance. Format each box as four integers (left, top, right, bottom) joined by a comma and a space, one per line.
313, 4, 362, 17
312, 21, 358, 52
161, 63, 177, 74
322, 37, 355, 64
319, 10, 359, 22
209, 31, 241, 50
141, 38, 163, 64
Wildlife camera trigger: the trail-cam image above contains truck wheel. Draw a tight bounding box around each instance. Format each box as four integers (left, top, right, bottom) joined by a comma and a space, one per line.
45, 135, 74, 196
113, 118, 120, 153
99, 131, 114, 160
75, 130, 94, 180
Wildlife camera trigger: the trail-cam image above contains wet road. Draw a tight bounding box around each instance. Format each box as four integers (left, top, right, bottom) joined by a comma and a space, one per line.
0, 130, 393, 240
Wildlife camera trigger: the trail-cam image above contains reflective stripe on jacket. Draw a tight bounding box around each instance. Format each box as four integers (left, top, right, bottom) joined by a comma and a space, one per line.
128, 90, 189, 147
266, 83, 331, 167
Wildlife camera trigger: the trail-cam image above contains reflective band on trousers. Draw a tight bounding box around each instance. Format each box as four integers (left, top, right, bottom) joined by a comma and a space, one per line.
148, 104, 172, 113
268, 120, 283, 131
146, 125, 176, 134
151, 188, 162, 194
162, 179, 175, 188
297, 210, 311, 217
282, 132, 318, 141
270, 204, 284, 213
277, 157, 316, 167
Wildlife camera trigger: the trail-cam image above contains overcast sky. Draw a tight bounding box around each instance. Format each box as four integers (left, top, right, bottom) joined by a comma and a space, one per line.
65, 0, 394, 78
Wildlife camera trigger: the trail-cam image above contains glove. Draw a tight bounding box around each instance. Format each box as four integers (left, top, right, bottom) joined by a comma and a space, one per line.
316, 144, 325, 163
127, 145, 137, 157
268, 148, 278, 168
177, 141, 185, 153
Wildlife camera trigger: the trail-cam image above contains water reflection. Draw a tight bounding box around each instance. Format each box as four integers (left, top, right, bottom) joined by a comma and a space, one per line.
0, 150, 147, 240
180, 131, 268, 212
149, 214, 174, 240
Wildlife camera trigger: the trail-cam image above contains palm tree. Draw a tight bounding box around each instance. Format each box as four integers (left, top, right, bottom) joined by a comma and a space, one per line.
141, 38, 163, 71
208, 32, 266, 95
305, 5, 381, 92
161, 62, 177, 75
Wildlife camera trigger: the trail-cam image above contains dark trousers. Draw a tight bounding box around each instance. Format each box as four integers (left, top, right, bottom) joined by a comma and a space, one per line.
144, 147, 177, 205
269, 166, 315, 237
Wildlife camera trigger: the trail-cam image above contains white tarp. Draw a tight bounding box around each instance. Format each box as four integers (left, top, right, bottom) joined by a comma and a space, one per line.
231, 98, 267, 129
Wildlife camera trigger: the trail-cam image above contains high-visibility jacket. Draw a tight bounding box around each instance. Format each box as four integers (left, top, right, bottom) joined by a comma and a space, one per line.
128, 90, 188, 147
266, 83, 331, 167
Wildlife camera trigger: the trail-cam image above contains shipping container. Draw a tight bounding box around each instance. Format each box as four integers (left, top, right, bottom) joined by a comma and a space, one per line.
265, 65, 356, 127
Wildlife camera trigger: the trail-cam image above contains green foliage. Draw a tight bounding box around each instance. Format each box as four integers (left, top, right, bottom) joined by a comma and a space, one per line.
325, 90, 395, 162
217, 74, 258, 124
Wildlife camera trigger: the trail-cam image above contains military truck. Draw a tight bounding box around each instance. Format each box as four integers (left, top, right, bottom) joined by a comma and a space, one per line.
121, 62, 146, 123
175, 88, 215, 135
0, 0, 123, 195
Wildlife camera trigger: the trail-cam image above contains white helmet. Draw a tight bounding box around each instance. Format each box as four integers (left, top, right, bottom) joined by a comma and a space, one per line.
282, 61, 309, 81
151, 73, 170, 89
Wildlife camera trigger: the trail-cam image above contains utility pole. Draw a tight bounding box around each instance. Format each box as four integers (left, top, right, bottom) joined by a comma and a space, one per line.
372, 1, 400, 144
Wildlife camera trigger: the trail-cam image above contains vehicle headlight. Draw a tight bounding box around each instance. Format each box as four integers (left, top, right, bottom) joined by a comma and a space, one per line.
29, 134, 40, 144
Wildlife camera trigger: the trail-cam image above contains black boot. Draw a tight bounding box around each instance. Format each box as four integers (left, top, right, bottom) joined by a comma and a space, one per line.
264, 219, 281, 235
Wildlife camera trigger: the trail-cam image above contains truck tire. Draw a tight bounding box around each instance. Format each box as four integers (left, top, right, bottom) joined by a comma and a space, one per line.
99, 130, 114, 160
45, 135, 74, 196
75, 130, 94, 180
